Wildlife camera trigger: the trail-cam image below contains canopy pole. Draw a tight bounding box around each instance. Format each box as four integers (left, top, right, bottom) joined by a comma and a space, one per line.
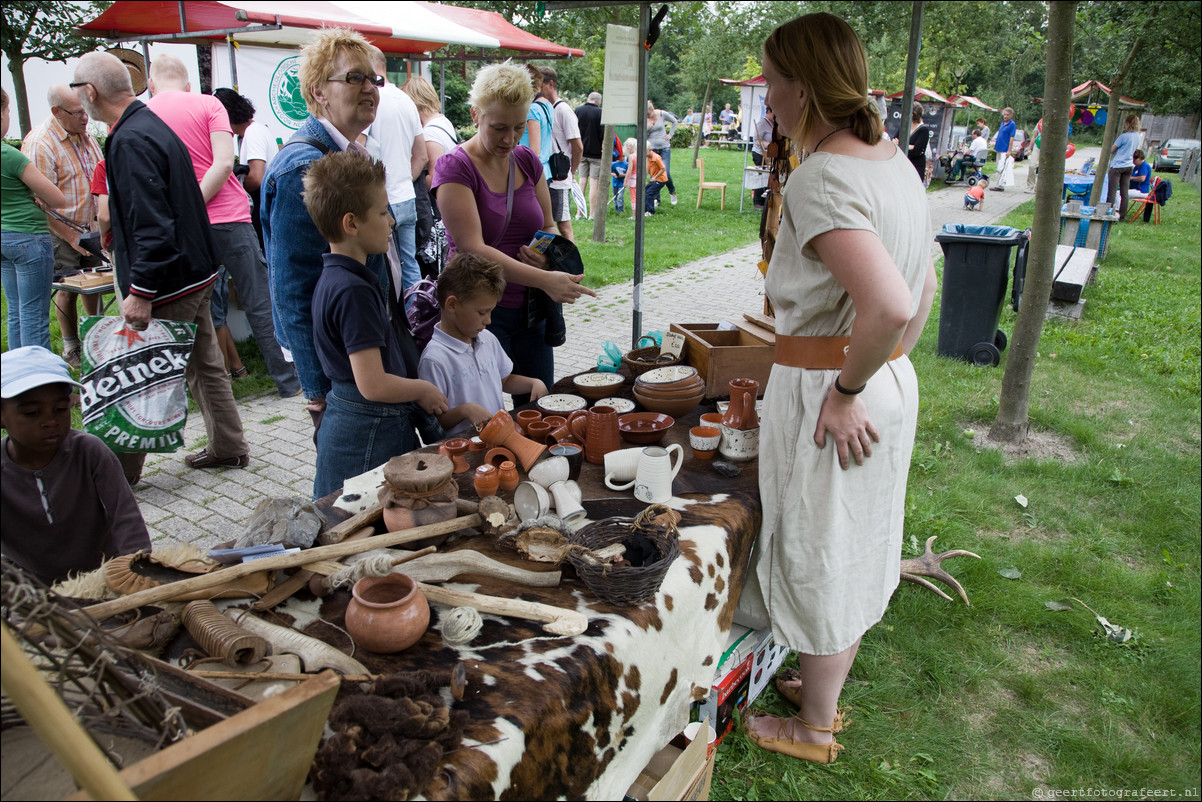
227, 34, 239, 91
177, 0, 188, 35
142, 41, 152, 97
632, 2, 649, 348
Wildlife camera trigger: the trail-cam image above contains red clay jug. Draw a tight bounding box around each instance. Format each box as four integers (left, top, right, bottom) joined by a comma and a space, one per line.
722, 378, 760, 430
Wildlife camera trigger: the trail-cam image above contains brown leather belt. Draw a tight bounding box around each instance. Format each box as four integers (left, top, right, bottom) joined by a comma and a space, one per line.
774, 334, 904, 370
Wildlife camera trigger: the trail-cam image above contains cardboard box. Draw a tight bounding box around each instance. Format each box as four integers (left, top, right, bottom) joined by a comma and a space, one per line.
693, 653, 753, 745
670, 323, 774, 399
624, 722, 716, 801
746, 628, 790, 705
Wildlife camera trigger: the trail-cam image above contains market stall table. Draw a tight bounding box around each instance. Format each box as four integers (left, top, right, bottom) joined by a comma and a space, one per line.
266, 391, 763, 800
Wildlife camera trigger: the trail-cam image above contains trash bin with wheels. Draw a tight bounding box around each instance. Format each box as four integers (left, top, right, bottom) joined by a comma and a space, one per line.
933, 223, 1029, 367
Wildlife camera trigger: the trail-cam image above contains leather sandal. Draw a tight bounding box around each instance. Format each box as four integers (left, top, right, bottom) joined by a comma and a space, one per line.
773, 667, 851, 732
742, 709, 844, 764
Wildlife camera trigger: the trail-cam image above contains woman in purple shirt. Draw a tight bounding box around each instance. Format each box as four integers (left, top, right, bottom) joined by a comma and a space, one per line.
434, 63, 595, 402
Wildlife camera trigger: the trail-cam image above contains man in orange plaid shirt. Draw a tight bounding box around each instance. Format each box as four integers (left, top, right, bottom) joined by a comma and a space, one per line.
22, 84, 104, 368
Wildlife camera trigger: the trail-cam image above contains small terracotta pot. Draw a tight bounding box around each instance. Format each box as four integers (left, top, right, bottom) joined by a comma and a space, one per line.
526, 420, 554, 444
443, 438, 471, 473
345, 573, 430, 654
515, 409, 542, 435
474, 464, 499, 497
497, 460, 520, 492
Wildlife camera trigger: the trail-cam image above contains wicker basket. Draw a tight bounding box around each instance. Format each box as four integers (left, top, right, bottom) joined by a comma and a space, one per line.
567, 505, 680, 604
622, 346, 682, 377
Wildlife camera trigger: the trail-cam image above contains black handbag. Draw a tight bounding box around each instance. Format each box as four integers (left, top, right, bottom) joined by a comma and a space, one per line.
549, 150, 571, 182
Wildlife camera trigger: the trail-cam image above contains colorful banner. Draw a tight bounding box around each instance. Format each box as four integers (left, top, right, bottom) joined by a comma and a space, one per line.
210, 43, 309, 146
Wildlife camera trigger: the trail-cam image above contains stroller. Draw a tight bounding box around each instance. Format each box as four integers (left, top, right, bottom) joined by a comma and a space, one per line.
942, 150, 988, 186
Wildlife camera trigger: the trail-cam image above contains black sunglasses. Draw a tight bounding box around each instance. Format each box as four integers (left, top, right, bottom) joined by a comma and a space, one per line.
327, 72, 384, 88
68, 81, 93, 91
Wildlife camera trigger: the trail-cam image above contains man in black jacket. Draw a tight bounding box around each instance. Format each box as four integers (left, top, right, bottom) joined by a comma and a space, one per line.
73, 51, 248, 473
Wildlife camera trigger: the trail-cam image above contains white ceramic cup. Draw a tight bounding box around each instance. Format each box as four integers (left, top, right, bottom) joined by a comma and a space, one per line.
606, 445, 683, 502
549, 479, 586, 523
718, 424, 759, 461
528, 455, 569, 488
603, 447, 646, 485
514, 481, 552, 522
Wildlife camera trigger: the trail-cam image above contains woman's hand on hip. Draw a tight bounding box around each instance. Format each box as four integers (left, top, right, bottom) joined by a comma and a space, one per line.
814, 385, 880, 470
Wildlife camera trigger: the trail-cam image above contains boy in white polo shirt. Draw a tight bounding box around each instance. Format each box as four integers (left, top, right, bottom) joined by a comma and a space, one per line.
419, 253, 548, 438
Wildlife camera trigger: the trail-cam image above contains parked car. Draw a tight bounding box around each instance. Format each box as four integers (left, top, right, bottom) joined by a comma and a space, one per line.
1153, 138, 1200, 172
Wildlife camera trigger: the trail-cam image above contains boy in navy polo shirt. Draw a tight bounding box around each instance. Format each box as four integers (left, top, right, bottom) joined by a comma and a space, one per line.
303, 151, 488, 499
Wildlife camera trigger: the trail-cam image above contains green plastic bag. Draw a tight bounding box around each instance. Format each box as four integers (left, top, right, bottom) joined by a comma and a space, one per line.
79, 315, 196, 453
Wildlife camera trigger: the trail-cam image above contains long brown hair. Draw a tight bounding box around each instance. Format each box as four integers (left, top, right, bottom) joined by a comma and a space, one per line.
763, 13, 883, 147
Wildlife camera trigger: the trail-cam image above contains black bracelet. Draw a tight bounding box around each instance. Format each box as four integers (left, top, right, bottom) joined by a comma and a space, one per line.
834, 375, 866, 395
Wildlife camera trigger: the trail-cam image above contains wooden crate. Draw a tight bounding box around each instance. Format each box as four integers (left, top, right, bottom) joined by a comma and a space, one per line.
60, 271, 114, 290
670, 323, 775, 399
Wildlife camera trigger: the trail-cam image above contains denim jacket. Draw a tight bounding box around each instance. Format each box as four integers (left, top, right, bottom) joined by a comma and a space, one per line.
260, 115, 390, 399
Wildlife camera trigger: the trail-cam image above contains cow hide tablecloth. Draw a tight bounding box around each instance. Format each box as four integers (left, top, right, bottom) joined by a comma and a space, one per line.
268, 403, 763, 800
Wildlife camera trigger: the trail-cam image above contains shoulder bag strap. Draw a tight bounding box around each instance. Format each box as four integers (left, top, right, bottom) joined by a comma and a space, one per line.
489, 154, 516, 249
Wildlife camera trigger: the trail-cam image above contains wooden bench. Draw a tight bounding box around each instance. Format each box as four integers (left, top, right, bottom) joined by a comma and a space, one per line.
1051, 244, 1097, 303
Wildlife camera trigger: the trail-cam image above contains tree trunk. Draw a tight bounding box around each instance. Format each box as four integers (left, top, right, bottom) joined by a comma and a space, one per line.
989, 0, 1077, 444
8, 56, 32, 139
1087, 8, 1155, 205
693, 81, 712, 168
592, 124, 615, 243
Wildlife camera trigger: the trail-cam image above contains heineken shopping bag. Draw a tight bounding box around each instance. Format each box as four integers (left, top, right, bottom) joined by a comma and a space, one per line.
80, 316, 196, 453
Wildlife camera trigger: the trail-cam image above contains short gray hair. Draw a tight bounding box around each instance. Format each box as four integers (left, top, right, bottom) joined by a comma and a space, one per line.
46, 84, 72, 108
149, 53, 188, 89
588, 92, 602, 105
75, 51, 134, 99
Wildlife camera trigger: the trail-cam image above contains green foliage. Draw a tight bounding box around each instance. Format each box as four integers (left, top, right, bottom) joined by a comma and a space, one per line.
669, 126, 695, 150
1, 1, 112, 135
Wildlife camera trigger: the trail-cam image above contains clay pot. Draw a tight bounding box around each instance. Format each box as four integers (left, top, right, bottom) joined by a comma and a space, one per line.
568, 405, 622, 465
723, 378, 760, 430
526, 420, 555, 445
478, 410, 546, 471
474, 464, 499, 497
690, 425, 721, 461
345, 573, 430, 654
485, 446, 517, 468
497, 460, 520, 492
443, 438, 471, 473
515, 409, 542, 435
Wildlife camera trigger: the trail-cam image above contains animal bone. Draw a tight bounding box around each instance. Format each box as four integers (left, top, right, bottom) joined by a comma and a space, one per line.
899, 536, 982, 605
399, 551, 561, 587
226, 611, 371, 675
416, 583, 588, 636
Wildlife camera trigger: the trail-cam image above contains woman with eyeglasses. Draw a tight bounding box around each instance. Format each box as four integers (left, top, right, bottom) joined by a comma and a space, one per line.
433, 63, 596, 405
1, 87, 68, 351
262, 27, 411, 434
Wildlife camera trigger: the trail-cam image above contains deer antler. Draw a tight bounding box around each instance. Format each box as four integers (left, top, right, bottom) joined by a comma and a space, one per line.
899, 536, 981, 605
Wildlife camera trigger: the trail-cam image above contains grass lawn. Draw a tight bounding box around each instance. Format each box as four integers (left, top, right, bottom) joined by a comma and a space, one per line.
710, 177, 1201, 799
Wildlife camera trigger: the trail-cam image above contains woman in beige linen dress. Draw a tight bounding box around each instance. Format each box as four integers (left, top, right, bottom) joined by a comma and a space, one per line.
738, 13, 937, 764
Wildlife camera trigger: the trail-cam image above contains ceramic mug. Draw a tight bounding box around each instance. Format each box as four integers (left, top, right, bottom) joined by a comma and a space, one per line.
718, 424, 760, 461
605, 445, 683, 503
603, 447, 647, 485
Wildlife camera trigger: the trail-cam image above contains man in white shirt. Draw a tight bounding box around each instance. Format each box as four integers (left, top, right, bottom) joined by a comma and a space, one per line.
540, 66, 582, 242
368, 47, 427, 304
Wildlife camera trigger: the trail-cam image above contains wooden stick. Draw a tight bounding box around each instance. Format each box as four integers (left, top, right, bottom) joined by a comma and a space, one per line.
1, 623, 136, 800
303, 545, 438, 578
82, 514, 481, 621
416, 582, 587, 636
189, 670, 376, 683
317, 501, 385, 545
252, 526, 378, 611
